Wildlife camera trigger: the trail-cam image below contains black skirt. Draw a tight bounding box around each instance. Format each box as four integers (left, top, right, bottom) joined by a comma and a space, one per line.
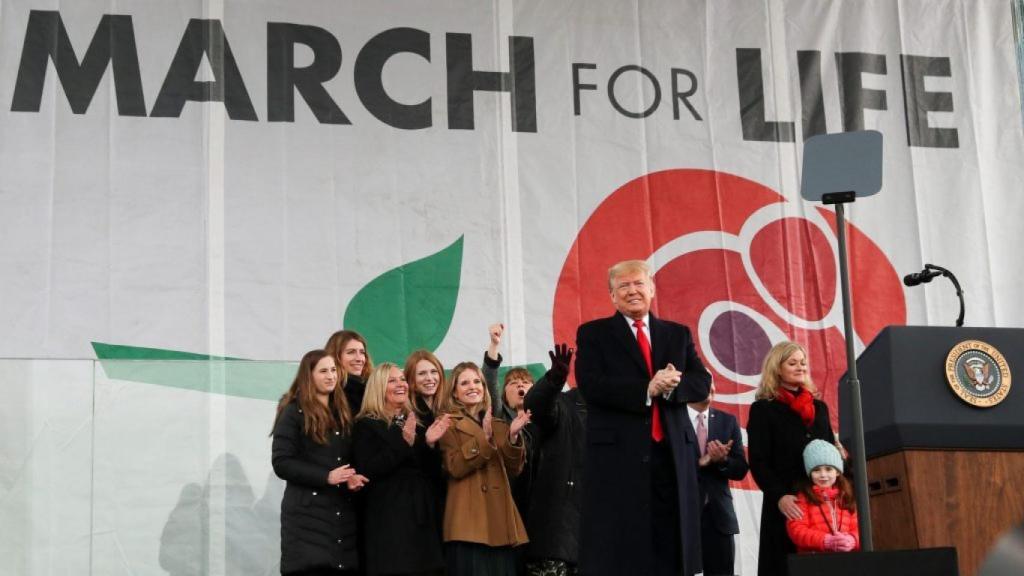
445, 542, 517, 576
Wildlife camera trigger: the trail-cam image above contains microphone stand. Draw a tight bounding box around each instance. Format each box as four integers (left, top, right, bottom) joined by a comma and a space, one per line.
924, 263, 965, 327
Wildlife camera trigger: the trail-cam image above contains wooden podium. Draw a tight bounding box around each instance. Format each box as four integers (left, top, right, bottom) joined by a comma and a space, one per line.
840, 326, 1024, 576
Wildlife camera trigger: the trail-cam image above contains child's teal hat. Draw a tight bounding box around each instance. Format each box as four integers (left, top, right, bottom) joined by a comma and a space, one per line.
803, 439, 843, 476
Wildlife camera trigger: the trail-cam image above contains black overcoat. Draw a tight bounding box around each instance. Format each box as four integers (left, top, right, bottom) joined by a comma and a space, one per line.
575, 312, 712, 576
271, 402, 359, 574
746, 396, 832, 576
352, 416, 445, 576
521, 369, 587, 564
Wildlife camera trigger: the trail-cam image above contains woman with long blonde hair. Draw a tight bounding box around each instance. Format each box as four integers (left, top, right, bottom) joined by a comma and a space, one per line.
352, 363, 450, 575
747, 341, 835, 576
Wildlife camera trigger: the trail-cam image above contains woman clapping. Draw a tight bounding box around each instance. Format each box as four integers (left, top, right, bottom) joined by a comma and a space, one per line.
353, 363, 450, 576
438, 362, 531, 576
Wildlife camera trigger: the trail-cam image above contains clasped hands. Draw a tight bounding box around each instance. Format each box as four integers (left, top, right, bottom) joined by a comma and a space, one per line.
823, 532, 857, 552
648, 363, 682, 398
327, 464, 369, 491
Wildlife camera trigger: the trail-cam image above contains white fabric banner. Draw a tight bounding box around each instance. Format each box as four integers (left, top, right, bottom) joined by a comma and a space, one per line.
1, 1, 1022, 574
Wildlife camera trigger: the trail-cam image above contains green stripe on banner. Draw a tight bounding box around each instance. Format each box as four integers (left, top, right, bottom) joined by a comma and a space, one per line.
91, 342, 295, 402
92, 342, 552, 403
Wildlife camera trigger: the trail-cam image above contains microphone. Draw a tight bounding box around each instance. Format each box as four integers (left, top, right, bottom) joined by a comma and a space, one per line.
903, 268, 941, 287
903, 263, 966, 326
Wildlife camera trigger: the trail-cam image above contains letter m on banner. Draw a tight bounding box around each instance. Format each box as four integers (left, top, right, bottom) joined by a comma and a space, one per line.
11, 10, 146, 116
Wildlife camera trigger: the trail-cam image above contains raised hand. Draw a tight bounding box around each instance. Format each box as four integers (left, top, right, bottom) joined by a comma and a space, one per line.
426, 413, 451, 447
486, 322, 505, 361
509, 409, 532, 441
402, 411, 417, 446
327, 464, 355, 485
489, 323, 504, 346
548, 343, 573, 379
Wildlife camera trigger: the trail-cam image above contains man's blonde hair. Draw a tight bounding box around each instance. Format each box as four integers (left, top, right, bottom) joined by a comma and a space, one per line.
607, 259, 652, 291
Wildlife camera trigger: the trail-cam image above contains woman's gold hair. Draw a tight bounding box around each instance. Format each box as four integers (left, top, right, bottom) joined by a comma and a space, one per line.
755, 340, 817, 401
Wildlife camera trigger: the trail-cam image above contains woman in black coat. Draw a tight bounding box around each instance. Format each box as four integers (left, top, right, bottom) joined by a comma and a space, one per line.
747, 341, 834, 576
272, 349, 369, 575
353, 363, 451, 576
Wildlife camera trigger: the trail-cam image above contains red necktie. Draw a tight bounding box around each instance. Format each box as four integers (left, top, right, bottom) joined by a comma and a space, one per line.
634, 319, 663, 442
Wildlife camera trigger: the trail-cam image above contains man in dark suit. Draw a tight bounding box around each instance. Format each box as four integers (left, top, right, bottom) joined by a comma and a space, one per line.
575, 259, 712, 576
688, 384, 749, 576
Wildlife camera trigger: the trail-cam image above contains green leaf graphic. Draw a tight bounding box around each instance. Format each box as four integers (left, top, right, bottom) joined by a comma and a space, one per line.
91, 342, 295, 402
344, 236, 463, 364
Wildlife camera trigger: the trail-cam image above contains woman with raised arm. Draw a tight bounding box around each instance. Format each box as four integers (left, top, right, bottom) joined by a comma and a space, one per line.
438, 361, 531, 576
478, 322, 540, 530
272, 349, 368, 575
747, 341, 835, 576
520, 344, 582, 576
352, 363, 451, 576
326, 330, 373, 414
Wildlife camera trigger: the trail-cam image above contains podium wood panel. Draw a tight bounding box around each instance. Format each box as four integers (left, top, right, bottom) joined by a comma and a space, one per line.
868, 450, 1024, 576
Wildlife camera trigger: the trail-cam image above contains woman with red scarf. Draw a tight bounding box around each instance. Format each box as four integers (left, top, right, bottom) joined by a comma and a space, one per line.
748, 341, 834, 576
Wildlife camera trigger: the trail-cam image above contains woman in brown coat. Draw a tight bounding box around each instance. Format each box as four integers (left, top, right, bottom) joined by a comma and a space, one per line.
438, 361, 531, 576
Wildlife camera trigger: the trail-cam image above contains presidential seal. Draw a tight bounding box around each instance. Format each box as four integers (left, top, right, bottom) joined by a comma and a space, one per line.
945, 340, 1012, 407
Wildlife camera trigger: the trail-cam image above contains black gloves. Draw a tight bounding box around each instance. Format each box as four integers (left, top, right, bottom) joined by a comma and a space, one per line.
548, 343, 574, 383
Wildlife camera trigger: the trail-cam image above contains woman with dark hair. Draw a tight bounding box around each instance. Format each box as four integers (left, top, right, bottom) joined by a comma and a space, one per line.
747, 341, 835, 576
326, 330, 373, 415
438, 361, 531, 576
352, 363, 450, 576
272, 349, 369, 575
478, 323, 540, 549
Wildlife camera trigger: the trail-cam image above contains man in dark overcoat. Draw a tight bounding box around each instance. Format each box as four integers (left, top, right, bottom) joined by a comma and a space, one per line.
575, 259, 712, 576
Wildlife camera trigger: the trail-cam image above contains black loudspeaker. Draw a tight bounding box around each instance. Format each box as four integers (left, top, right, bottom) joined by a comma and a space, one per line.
787, 547, 959, 576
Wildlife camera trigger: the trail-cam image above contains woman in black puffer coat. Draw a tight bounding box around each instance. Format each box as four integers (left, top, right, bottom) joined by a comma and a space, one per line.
272, 349, 369, 575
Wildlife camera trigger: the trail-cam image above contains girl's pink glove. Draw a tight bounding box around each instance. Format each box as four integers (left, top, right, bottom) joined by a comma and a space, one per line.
823, 534, 843, 551
835, 532, 857, 551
